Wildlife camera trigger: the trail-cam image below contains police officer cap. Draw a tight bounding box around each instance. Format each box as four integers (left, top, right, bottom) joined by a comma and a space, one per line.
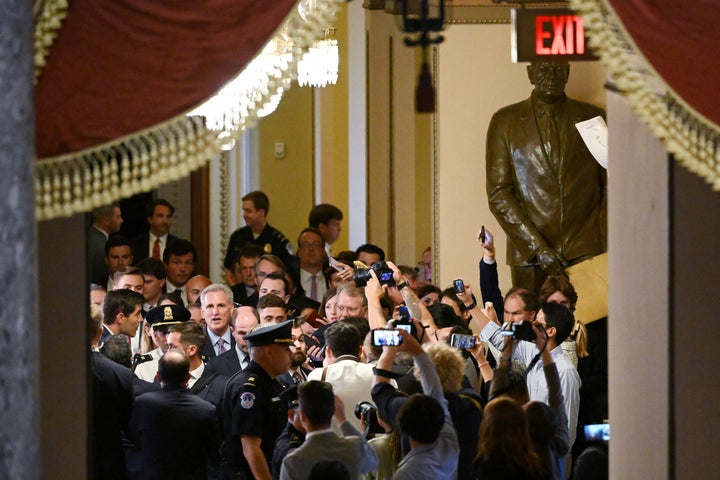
145, 305, 191, 330
278, 385, 299, 409
243, 319, 294, 348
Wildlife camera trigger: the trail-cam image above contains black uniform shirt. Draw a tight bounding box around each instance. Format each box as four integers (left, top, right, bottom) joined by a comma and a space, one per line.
223, 224, 294, 270
220, 360, 286, 478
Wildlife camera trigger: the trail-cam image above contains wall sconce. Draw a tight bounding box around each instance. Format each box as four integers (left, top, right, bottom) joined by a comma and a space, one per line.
400, 0, 445, 113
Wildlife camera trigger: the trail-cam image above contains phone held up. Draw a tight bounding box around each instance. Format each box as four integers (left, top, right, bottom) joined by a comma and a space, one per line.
453, 279, 465, 294
371, 329, 403, 347
303, 334, 321, 350
450, 333, 476, 350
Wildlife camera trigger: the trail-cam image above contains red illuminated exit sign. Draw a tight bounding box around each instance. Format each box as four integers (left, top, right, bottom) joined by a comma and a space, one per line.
511, 8, 598, 62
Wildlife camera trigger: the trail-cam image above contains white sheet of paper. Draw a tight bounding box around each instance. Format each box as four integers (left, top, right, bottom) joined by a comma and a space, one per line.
575, 116, 608, 169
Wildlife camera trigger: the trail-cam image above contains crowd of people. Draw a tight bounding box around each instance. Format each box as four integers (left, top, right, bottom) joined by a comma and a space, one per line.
88, 192, 608, 480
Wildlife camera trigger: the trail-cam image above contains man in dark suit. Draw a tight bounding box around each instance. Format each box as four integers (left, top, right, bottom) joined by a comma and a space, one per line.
89, 202, 123, 285
207, 306, 259, 377
101, 288, 145, 347
129, 349, 220, 480
200, 284, 236, 360
228, 245, 264, 304
89, 304, 134, 480
131, 198, 179, 265
167, 322, 228, 408
277, 319, 313, 388
486, 60, 607, 293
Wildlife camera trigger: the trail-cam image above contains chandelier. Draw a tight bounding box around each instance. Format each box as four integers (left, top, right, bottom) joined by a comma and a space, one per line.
297, 27, 339, 88
187, 0, 341, 145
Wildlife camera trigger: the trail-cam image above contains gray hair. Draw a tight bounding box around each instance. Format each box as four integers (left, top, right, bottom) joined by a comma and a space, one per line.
199, 283, 234, 307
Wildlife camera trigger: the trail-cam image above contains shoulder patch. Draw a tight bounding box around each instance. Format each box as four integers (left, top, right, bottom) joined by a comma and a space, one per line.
240, 392, 256, 409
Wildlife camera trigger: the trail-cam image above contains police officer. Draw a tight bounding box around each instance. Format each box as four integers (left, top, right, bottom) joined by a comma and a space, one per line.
134, 304, 191, 379
220, 320, 294, 480
271, 385, 306, 480
223, 191, 294, 274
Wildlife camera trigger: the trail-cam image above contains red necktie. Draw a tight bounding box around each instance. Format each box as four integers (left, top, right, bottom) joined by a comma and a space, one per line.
152, 238, 161, 259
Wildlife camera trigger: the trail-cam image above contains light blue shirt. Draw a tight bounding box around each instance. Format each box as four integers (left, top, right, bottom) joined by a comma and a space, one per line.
481, 321, 581, 447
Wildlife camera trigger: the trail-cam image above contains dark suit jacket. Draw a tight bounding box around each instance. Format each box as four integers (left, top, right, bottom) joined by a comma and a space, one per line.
90, 351, 134, 480
479, 259, 504, 324
99, 324, 114, 347
89, 226, 109, 285
131, 232, 178, 265
206, 348, 243, 378
276, 366, 312, 390
133, 376, 160, 397
189, 368, 228, 409
129, 386, 220, 480
201, 327, 236, 361
230, 283, 251, 306
486, 93, 607, 266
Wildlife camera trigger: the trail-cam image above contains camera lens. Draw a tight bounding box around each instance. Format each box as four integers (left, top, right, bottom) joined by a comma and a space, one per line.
354, 401, 376, 420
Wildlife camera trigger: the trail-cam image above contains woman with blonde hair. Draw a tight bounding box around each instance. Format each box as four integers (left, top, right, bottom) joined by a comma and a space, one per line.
418, 342, 483, 480
474, 397, 547, 480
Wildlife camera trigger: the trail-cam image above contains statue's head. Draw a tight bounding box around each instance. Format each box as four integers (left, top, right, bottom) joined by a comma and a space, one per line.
527, 61, 570, 102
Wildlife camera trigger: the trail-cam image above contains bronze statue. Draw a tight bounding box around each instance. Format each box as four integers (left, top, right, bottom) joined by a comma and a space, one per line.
486, 60, 607, 293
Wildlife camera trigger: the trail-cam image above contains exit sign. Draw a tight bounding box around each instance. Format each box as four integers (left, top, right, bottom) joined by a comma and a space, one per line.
511, 8, 598, 62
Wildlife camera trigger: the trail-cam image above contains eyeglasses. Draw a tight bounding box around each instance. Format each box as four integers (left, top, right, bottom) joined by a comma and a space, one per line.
336, 305, 362, 315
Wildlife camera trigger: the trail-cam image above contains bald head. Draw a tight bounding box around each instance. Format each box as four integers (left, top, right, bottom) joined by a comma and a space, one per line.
185, 275, 212, 305
232, 306, 260, 353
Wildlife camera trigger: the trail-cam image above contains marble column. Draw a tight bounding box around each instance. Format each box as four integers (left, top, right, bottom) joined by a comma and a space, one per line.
0, 0, 39, 478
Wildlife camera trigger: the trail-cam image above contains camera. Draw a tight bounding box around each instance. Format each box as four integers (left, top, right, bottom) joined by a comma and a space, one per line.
499, 321, 537, 342
355, 401, 384, 439
353, 261, 396, 287
453, 279, 465, 294
392, 306, 416, 336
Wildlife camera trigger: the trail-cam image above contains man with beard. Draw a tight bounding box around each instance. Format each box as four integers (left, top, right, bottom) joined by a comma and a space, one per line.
277, 318, 314, 387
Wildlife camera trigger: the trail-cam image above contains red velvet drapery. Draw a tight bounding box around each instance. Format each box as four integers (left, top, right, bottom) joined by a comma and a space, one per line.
35, 0, 297, 158
608, 0, 720, 127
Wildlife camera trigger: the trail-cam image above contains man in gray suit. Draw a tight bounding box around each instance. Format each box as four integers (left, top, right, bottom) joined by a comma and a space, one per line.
279, 380, 378, 480
486, 60, 607, 293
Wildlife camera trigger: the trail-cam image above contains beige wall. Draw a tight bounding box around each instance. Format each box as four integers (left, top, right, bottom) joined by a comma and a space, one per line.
436, 23, 607, 293
257, 84, 314, 246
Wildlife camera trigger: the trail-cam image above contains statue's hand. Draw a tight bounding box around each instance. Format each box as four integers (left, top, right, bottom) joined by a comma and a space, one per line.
536, 246, 568, 276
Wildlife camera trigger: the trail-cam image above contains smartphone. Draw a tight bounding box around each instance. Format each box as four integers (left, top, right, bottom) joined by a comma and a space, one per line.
304, 311, 324, 329
583, 423, 610, 442
480, 225, 486, 243
453, 279, 465, 294
371, 329, 403, 347
450, 333, 476, 349
303, 334, 321, 350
